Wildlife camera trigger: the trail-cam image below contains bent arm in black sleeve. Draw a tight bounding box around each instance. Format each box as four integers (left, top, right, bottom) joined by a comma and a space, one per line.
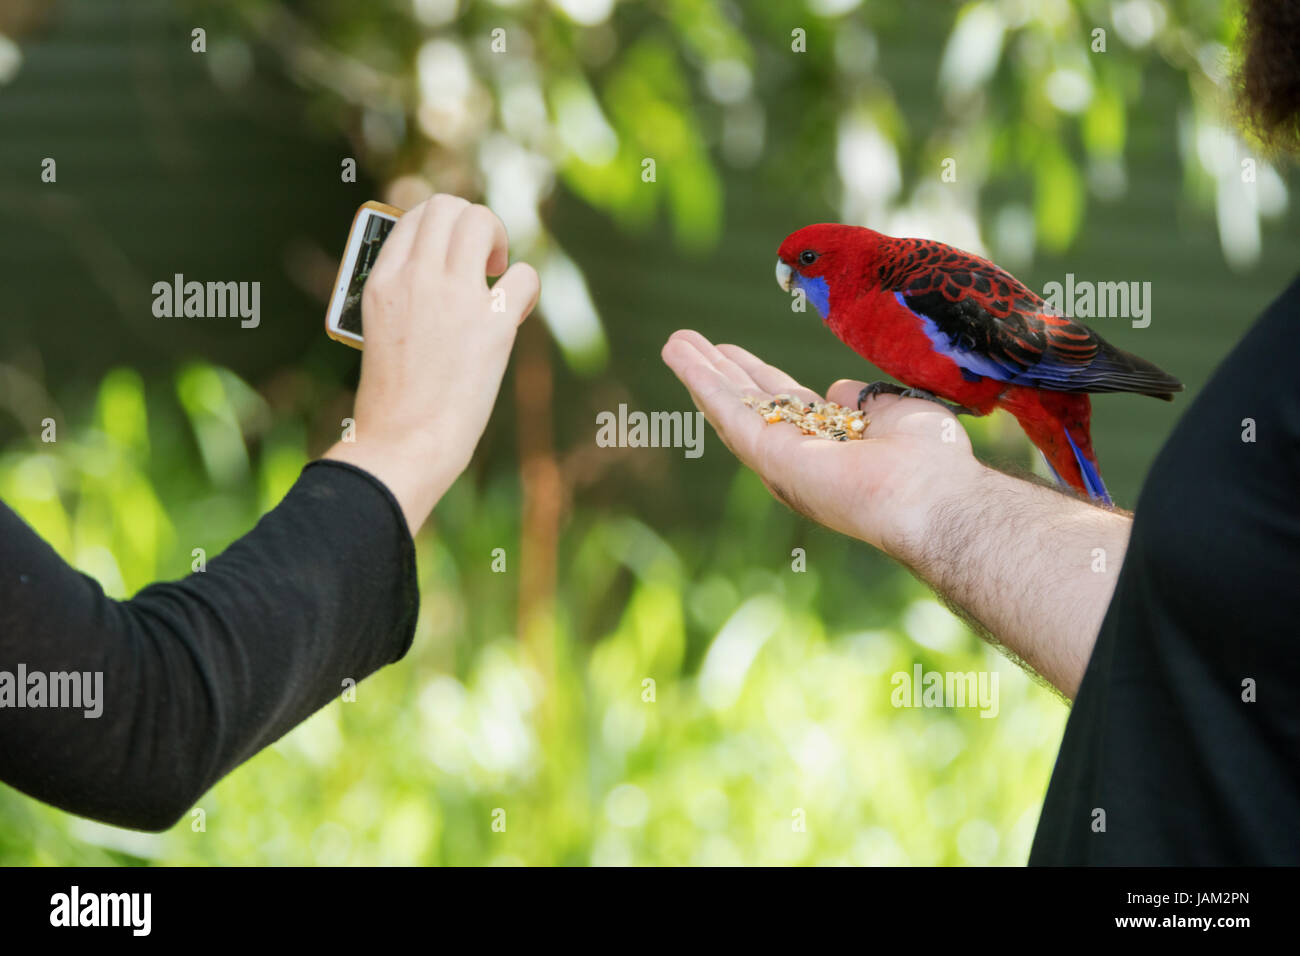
0, 459, 419, 831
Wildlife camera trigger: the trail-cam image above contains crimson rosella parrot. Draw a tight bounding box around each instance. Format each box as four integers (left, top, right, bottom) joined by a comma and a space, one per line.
775, 224, 1183, 505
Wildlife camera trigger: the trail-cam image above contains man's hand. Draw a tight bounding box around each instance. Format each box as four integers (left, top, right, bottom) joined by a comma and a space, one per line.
661, 329, 982, 560
325, 194, 540, 533
662, 329, 1131, 698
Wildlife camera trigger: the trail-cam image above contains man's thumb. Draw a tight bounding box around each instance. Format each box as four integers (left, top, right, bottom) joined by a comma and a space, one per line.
493, 262, 541, 326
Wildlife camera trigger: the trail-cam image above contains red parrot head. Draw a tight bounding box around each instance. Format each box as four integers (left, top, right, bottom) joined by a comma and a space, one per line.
775, 224, 887, 321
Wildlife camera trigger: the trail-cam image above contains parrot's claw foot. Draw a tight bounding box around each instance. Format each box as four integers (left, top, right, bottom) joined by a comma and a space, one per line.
858, 381, 974, 416
857, 381, 907, 409
899, 388, 978, 416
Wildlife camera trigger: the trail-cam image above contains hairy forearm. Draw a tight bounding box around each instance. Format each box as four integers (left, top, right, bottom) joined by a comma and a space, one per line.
887, 463, 1131, 698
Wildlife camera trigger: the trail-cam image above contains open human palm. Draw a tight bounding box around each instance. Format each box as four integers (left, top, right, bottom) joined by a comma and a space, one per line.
661, 329, 983, 557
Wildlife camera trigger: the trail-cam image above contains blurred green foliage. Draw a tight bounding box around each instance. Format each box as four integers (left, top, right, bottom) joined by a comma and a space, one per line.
0, 365, 1064, 864
1, 0, 1294, 866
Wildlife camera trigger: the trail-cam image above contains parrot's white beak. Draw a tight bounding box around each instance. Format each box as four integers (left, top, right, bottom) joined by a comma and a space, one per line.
775, 259, 793, 293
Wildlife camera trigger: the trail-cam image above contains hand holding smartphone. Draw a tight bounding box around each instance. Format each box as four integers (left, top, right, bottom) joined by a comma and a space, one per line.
321, 194, 541, 533
325, 200, 404, 349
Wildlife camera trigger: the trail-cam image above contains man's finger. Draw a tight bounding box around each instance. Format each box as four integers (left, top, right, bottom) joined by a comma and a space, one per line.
825, 379, 870, 409
667, 330, 761, 392
662, 333, 748, 460
410, 193, 471, 268
663, 332, 814, 464
663, 334, 765, 452
493, 261, 541, 326
826, 378, 914, 428
717, 343, 822, 405
448, 204, 510, 277
370, 201, 424, 276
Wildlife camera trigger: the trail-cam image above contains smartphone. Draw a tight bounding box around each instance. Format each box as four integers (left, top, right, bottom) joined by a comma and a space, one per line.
325, 200, 404, 349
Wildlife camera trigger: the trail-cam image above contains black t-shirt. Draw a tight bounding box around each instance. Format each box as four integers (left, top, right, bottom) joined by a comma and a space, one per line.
0, 459, 419, 832
1030, 275, 1300, 864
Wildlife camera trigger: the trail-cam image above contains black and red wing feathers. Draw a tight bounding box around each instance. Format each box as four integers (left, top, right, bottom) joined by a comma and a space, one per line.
878, 239, 1183, 399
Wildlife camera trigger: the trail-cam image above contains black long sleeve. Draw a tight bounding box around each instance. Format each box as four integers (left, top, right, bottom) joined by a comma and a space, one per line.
0, 459, 419, 831
1030, 275, 1300, 864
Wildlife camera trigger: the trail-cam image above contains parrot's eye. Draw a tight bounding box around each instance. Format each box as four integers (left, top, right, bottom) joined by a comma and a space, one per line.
799, 250, 819, 266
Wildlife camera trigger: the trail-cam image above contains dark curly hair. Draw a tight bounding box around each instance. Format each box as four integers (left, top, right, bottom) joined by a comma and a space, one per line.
1237, 0, 1300, 154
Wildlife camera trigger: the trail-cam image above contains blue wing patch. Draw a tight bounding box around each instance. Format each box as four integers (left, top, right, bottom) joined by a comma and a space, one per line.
897, 292, 1104, 391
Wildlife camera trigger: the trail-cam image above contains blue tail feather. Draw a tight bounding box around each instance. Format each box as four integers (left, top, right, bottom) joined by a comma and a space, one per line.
1046, 430, 1111, 505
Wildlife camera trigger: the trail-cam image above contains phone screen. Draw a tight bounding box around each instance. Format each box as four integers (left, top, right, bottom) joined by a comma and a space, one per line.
337, 211, 397, 338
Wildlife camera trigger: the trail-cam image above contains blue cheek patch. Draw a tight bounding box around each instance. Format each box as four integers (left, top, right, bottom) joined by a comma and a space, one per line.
796, 275, 831, 320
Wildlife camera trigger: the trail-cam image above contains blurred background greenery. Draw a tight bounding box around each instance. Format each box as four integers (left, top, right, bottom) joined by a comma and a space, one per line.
0, 0, 1294, 865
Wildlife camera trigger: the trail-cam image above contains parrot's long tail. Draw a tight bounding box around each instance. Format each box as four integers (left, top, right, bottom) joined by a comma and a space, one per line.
996, 386, 1111, 505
